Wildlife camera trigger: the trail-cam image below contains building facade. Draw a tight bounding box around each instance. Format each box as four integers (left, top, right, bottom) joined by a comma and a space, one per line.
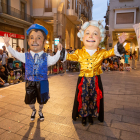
0, 0, 33, 52
32, 0, 93, 51
105, 0, 140, 57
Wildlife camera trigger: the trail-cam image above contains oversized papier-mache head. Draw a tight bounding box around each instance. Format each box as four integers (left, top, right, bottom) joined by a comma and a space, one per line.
77, 20, 106, 42
26, 24, 48, 53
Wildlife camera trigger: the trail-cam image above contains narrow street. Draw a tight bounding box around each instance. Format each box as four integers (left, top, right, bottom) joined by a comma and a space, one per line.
0, 61, 140, 140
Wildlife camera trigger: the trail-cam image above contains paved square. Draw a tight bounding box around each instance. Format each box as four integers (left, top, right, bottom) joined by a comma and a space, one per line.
0, 61, 140, 140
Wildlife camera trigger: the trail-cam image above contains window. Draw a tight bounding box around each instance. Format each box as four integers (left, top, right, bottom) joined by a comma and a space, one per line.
1, 0, 8, 14
67, 0, 70, 9
21, 2, 25, 20
75, 0, 78, 13
45, 0, 52, 12
116, 12, 134, 24
72, 0, 74, 9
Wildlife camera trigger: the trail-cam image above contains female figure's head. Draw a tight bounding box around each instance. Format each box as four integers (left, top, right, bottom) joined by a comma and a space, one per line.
77, 20, 105, 50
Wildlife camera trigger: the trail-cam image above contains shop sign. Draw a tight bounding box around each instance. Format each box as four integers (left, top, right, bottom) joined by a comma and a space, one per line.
0, 31, 25, 39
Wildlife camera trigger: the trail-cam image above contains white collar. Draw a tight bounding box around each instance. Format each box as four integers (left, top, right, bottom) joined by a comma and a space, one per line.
30, 50, 44, 57
85, 49, 97, 56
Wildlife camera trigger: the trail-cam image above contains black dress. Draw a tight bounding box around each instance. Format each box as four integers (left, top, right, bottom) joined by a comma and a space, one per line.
72, 75, 104, 122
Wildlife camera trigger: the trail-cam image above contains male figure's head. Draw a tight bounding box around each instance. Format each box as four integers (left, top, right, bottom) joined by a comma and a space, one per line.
27, 24, 48, 53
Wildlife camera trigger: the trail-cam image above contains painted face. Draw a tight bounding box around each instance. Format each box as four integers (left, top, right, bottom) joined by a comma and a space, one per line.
83, 26, 101, 50
28, 31, 46, 53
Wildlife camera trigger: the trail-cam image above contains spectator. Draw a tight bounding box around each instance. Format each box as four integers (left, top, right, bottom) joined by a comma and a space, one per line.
22, 48, 25, 53
16, 46, 21, 52
113, 62, 118, 71
132, 51, 138, 70
124, 52, 130, 68
0, 77, 5, 87
28, 48, 30, 53
108, 60, 114, 71
102, 60, 109, 71
119, 63, 124, 71
130, 52, 132, 60
8, 70, 18, 84
59, 65, 63, 73
14, 63, 22, 81
0, 49, 8, 75
53, 65, 58, 74
0, 66, 8, 83
126, 64, 131, 71
2, 46, 8, 56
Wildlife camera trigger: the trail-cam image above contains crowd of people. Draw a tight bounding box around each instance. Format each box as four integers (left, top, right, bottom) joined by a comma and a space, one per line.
0, 44, 138, 88
101, 51, 138, 72
45, 47, 79, 74
0, 45, 25, 87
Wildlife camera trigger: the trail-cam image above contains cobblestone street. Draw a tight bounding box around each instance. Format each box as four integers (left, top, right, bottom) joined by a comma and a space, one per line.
0, 61, 140, 140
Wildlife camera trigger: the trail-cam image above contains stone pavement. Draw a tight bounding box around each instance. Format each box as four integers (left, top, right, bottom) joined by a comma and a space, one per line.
0, 62, 140, 140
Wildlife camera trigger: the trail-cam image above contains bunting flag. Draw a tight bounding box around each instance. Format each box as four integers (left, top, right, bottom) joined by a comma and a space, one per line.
133, 23, 140, 49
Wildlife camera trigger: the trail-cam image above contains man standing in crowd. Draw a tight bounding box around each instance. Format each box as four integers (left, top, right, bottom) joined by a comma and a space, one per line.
0, 49, 8, 76
2, 46, 8, 56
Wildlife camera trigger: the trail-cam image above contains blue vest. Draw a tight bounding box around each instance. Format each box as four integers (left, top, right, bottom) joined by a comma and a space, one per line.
25, 52, 48, 81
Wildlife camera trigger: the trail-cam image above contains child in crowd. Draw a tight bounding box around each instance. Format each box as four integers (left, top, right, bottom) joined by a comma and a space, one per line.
0, 77, 5, 87
0, 66, 8, 83
8, 70, 18, 84
114, 62, 118, 71
126, 64, 131, 71
14, 63, 22, 81
102, 60, 109, 71
59, 65, 63, 73
108, 60, 114, 71
119, 63, 124, 71
53, 65, 58, 74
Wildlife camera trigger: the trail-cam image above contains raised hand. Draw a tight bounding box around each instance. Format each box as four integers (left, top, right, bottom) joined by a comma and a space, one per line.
119, 33, 127, 44
57, 43, 62, 51
3, 34, 10, 47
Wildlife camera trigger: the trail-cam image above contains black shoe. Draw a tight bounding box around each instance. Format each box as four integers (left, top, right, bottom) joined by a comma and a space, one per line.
31, 109, 36, 121
39, 112, 44, 121
82, 117, 87, 126
88, 116, 93, 125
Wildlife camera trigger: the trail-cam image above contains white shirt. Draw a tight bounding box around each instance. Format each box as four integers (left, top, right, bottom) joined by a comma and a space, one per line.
0, 53, 8, 65
7, 45, 61, 67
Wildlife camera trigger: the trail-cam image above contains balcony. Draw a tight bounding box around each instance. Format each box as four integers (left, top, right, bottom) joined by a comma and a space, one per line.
0, 2, 33, 23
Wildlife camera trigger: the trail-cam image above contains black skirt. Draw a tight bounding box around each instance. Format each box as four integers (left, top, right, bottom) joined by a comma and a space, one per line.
72, 75, 104, 122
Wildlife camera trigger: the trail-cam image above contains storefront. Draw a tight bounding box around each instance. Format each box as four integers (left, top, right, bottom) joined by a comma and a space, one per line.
0, 31, 25, 57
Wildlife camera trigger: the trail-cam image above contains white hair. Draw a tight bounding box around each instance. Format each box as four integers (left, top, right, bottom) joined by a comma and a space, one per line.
77, 20, 106, 42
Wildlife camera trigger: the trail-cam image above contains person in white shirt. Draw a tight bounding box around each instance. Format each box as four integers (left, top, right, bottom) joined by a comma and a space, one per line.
3, 24, 62, 121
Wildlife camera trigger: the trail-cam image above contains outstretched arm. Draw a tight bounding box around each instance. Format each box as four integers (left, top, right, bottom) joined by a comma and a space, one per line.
103, 33, 127, 59
47, 43, 62, 67
3, 34, 25, 63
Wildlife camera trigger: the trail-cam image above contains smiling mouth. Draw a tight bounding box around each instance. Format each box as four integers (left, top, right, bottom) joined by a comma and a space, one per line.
32, 44, 39, 46
86, 40, 95, 42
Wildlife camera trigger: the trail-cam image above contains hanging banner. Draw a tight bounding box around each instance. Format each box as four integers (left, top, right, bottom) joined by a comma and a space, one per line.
133, 23, 140, 49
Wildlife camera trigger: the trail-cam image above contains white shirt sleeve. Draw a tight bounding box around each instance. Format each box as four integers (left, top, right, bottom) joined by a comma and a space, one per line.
47, 50, 61, 67
7, 45, 25, 63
